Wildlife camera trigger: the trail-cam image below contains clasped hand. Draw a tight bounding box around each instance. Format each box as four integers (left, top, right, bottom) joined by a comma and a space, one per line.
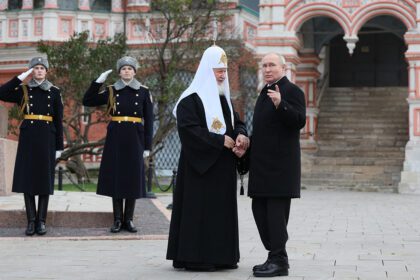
224, 134, 249, 158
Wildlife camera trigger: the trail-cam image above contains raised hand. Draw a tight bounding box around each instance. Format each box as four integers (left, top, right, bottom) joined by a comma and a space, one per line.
95, 69, 113, 83
17, 68, 34, 81
267, 84, 281, 108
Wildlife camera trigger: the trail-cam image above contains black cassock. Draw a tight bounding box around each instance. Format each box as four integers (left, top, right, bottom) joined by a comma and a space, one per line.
83, 81, 153, 199
167, 93, 247, 266
0, 77, 64, 195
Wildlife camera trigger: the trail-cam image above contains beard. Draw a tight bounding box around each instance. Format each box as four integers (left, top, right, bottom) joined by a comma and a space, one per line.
217, 84, 225, 96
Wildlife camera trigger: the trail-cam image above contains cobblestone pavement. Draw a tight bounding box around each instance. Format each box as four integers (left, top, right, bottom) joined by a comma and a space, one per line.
1, 190, 420, 279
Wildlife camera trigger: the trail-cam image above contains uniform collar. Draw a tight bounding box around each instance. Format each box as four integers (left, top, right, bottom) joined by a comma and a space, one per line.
113, 78, 141, 91
27, 79, 53, 91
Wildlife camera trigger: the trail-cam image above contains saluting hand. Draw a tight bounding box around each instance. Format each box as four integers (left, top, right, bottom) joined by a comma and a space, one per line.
96, 69, 113, 83
17, 68, 34, 81
224, 135, 235, 149
267, 84, 281, 108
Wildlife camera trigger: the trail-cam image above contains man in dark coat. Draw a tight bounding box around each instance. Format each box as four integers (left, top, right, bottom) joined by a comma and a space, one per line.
166, 45, 249, 271
248, 53, 306, 277
83, 56, 153, 233
0, 57, 64, 236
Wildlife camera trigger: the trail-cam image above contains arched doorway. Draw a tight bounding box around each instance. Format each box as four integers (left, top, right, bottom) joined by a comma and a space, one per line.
330, 16, 408, 87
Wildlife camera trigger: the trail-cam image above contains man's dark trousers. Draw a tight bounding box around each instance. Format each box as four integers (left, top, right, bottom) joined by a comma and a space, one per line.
252, 197, 291, 265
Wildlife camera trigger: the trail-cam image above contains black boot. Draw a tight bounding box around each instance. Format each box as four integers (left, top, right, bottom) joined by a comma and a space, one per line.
123, 199, 137, 233
110, 198, 123, 233
36, 195, 49, 235
24, 194, 36, 236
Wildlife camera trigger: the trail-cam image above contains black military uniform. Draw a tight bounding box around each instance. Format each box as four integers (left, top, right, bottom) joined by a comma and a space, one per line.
83, 58, 153, 233
0, 57, 63, 236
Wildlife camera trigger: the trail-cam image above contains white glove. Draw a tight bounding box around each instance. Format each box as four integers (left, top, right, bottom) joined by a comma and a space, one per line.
95, 69, 113, 83
17, 68, 34, 81
55, 150, 63, 160
143, 150, 150, 158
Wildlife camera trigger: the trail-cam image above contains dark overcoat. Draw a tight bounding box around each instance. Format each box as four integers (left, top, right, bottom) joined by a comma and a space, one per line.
166, 93, 247, 266
248, 76, 306, 198
83, 81, 153, 199
0, 76, 64, 195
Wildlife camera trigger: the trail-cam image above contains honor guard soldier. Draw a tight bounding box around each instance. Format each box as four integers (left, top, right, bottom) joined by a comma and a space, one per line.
0, 57, 64, 236
83, 56, 153, 233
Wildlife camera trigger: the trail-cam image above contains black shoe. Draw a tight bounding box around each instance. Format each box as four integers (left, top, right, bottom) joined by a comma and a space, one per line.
36, 221, 47, 235
36, 195, 49, 235
253, 262, 289, 277
123, 220, 138, 233
253, 259, 270, 272
25, 221, 36, 236
110, 220, 122, 233
123, 199, 137, 232
24, 194, 36, 236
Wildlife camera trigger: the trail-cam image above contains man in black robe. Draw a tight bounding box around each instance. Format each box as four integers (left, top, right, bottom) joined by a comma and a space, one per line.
166, 45, 249, 271
248, 53, 306, 277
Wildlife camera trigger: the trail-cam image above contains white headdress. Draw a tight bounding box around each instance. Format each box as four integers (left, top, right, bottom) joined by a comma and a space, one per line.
173, 45, 234, 134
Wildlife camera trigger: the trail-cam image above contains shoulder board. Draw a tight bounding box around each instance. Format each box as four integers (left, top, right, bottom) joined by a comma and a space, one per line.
140, 85, 149, 89
99, 89, 107, 95
52, 85, 60, 90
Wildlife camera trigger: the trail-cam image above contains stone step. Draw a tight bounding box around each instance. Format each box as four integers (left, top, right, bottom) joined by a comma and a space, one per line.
303, 87, 407, 191
318, 134, 408, 141
301, 178, 397, 192
306, 164, 402, 174
318, 112, 408, 118
311, 156, 404, 166
316, 150, 404, 158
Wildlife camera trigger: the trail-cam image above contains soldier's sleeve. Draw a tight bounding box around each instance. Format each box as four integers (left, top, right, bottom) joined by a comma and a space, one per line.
0, 76, 24, 104
53, 89, 64, 151
143, 88, 154, 151
82, 81, 109, 107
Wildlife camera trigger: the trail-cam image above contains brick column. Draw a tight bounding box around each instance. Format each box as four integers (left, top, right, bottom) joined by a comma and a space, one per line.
398, 32, 420, 194
296, 49, 321, 151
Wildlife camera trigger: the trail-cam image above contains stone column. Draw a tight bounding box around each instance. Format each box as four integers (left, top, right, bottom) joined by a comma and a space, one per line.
0, 105, 18, 196
22, 0, 34, 9
296, 49, 321, 151
399, 32, 420, 193
44, 0, 58, 9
